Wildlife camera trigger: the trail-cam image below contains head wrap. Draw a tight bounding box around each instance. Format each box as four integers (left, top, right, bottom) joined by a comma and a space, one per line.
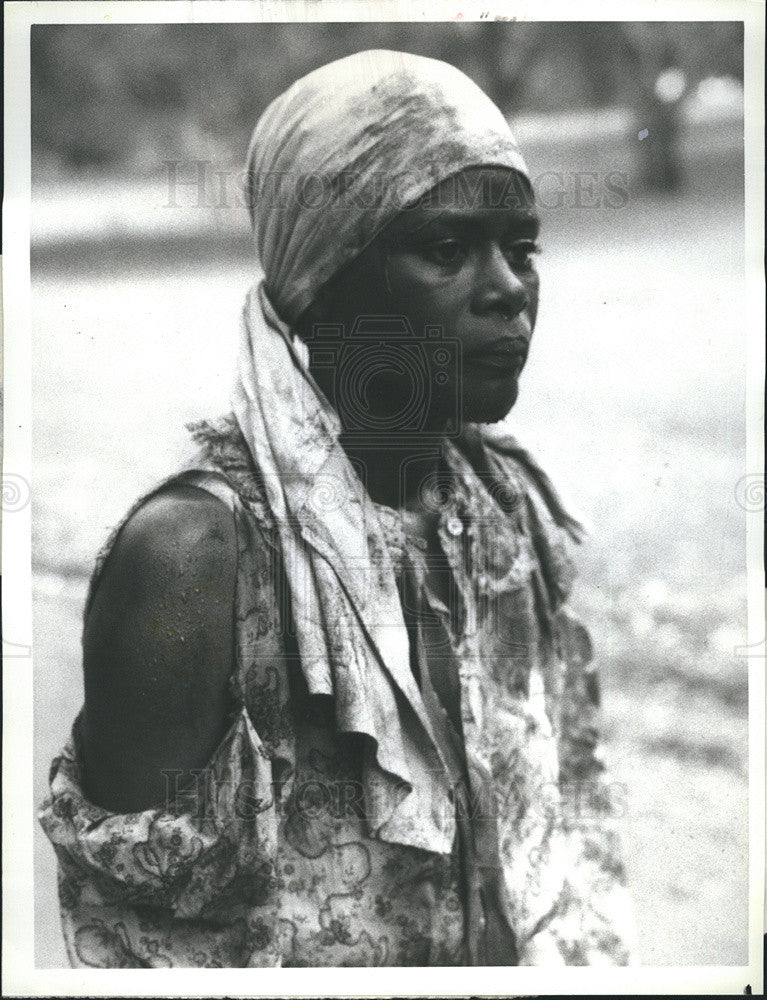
233, 50, 530, 852
245, 48, 528, 323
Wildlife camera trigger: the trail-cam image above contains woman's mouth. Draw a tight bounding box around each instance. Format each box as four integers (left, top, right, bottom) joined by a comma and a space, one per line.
465, 343, 527, 377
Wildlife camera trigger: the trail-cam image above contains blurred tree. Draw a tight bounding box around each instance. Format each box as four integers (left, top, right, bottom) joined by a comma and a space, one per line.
30, 22, 743, 180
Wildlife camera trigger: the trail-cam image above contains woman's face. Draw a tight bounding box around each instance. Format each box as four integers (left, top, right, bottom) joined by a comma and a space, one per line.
306, 166, 540, 428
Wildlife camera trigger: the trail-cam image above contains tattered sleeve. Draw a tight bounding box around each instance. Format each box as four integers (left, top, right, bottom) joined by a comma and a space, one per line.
37, 472, 289, 970
38, 705, 282, 968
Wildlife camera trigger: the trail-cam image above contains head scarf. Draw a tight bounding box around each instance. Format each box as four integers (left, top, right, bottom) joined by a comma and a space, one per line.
245, 48, 528, 324
233, 50, 530, 852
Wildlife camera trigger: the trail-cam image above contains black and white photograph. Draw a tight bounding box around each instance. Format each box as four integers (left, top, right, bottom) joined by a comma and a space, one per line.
2, 1, 764, 993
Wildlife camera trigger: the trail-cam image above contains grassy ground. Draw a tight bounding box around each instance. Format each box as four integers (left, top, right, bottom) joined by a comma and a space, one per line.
32, 152, 748, 966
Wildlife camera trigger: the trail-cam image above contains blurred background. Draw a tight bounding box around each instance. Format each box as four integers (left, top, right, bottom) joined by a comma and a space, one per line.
31, 22, 747, 967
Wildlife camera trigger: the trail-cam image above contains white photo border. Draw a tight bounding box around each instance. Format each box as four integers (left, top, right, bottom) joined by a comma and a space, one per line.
3, 1, 764, 994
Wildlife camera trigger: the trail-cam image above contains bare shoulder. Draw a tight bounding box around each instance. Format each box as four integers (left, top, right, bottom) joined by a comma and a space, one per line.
81, 482, 238, 813
101, 482, 237, 595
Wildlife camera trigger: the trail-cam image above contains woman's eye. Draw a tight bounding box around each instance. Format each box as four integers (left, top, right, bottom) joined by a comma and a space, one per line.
422, 240, 467, 266
503, 240, 541, 268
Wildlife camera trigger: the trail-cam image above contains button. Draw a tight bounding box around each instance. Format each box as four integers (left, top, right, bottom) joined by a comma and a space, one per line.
446, 515, 463, 537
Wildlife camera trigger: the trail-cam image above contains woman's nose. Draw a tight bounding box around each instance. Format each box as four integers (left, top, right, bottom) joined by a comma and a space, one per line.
472, 244, 529, 320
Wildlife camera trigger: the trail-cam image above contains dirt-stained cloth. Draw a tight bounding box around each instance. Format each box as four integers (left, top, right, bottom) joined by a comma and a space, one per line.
39, 416, 636, 967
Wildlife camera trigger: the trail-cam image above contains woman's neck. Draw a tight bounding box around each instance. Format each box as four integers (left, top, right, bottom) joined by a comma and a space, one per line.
339, 436, 445, 513
308, 354, 451, 513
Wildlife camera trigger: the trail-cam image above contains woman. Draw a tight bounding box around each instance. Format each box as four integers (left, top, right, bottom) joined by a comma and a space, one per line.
39, 50, 635, 968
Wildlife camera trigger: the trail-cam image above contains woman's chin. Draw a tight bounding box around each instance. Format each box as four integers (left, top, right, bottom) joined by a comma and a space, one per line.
462, 384, 518, 425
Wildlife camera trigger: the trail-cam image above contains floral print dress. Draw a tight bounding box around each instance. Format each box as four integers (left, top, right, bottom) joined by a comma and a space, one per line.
39, 415, 635, 967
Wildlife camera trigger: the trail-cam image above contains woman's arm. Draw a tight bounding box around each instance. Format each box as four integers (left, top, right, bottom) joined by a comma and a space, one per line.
80, 483, 238, 813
